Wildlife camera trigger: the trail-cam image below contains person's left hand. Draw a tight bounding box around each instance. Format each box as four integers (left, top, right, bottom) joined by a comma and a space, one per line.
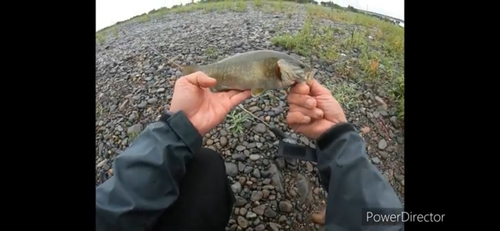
169, 71, 251, 136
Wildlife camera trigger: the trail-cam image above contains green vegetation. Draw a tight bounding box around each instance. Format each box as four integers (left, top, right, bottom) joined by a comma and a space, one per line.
205, 47, 219, 59
96, 0, 404, 121
323, 81, 361, 110
271, 4, 404, 120
226, 109, 251, 134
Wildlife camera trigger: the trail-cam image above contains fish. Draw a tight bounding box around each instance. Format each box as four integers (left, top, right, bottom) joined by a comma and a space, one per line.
181, 50, 316, 97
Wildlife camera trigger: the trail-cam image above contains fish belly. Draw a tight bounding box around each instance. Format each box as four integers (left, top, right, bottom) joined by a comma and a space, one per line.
213, 72, 270, 92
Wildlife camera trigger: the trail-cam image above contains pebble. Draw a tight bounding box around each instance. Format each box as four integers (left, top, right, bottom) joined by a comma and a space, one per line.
127, 124, 143, 135
237, 216, 248, 228
278, 200, 293, 213
225, 163, 238, 177
250, 191, 263, 201
252, 205, 266, 216
231, 182, 242, 193
264, 208, 278, 218
378, 139, 388, 150
249, 154, 260, 160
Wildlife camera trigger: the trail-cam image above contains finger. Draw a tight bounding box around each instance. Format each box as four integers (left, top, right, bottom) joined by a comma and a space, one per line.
308, 79, 331, 96
288, 93, 317, 109
183, 71, 217, 88
287, 111, 311, 124
290, 104, 324, 119
228, 90, 251, 108
290, 82, 310, 95
225, 89, 246, 98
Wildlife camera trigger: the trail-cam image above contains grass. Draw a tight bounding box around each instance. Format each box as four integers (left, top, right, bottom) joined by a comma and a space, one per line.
323, 81, 361, 110
205, 47, 219, 59
226, 109, 251, 134
96, 0, 404, 121
271, 4, 404, 120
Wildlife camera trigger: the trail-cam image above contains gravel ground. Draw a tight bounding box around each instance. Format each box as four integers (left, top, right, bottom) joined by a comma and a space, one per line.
96, 3, 404, 231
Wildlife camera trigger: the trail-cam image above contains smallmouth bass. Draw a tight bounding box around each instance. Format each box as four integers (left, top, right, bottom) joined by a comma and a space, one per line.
181, 50, 316, 97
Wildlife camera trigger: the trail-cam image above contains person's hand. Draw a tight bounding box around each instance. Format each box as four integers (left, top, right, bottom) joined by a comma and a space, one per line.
169, 71, 251, 136
286, 80, 347, 140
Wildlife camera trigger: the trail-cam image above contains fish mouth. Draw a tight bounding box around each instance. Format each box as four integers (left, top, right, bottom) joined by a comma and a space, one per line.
305, 70, 316, 84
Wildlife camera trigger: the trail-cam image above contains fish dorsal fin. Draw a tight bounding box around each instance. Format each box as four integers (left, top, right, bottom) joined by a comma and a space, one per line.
251, 88, 265, 97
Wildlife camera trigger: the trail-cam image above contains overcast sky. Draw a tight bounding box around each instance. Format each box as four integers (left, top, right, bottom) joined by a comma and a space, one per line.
96, 0, 404, 31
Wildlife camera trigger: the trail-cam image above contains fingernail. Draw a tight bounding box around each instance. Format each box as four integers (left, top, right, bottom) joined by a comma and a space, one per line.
315, 109, 324, 118
303, 116, 311, 123
306, 99, 314, 108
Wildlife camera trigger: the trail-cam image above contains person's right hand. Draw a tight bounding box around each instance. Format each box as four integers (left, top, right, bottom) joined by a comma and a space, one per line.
286, 80, 347, 140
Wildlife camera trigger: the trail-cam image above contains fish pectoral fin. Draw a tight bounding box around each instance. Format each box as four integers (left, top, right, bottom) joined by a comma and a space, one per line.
181, 65, 198, 75
251, 88, 265, 97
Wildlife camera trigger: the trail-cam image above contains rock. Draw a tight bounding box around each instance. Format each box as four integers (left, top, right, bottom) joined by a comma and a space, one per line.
235, 196, 247, 207
232, 153, 247, 161
97, 159, 107, 168
249, 154, 260, 160
147, 97, 158, 104
127, 124, 143, 135
311, 207, 326, 224
137, 101, 147, 108
220, 136, 228, 147
240, 207, 247, 216
371, 157, 381, 164
252, 169, 261, 178
262, 189, 270, 198
278, 200, 293, 213
231, 182, 242, 193
264, 208, 277, 218
252, 204, 266, 215
254, 123, 267, 134
299, 136, 309, 145
374, 96, 388, 110
378, 139, 388, 150
225, 163, 238, 177
295, 173, 312, 203
236, 145, 246, 151
268, 164, 284, 193
254, 224, 265, 231
238, 162, 246, 172
250, 191, 263, 201
360, 126, 371, 134
237, 216, 248, 229
268, 222, 279, 231
306, 162, 314, 172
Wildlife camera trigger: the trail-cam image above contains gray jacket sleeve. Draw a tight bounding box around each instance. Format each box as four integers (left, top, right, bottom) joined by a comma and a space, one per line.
315, 123, 404, 231
95, 111, 202, 231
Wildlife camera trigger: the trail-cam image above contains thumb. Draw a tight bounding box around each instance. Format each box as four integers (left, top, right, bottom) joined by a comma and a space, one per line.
308, 79, 330, 96
183, 71, 217, 88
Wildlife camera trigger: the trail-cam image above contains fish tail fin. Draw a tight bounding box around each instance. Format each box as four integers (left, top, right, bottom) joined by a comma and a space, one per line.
181, 65, 199, 76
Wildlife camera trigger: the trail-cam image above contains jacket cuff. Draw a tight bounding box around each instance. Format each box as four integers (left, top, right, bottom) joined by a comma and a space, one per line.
166, 111, 203, 153
316, 123, 357, 149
